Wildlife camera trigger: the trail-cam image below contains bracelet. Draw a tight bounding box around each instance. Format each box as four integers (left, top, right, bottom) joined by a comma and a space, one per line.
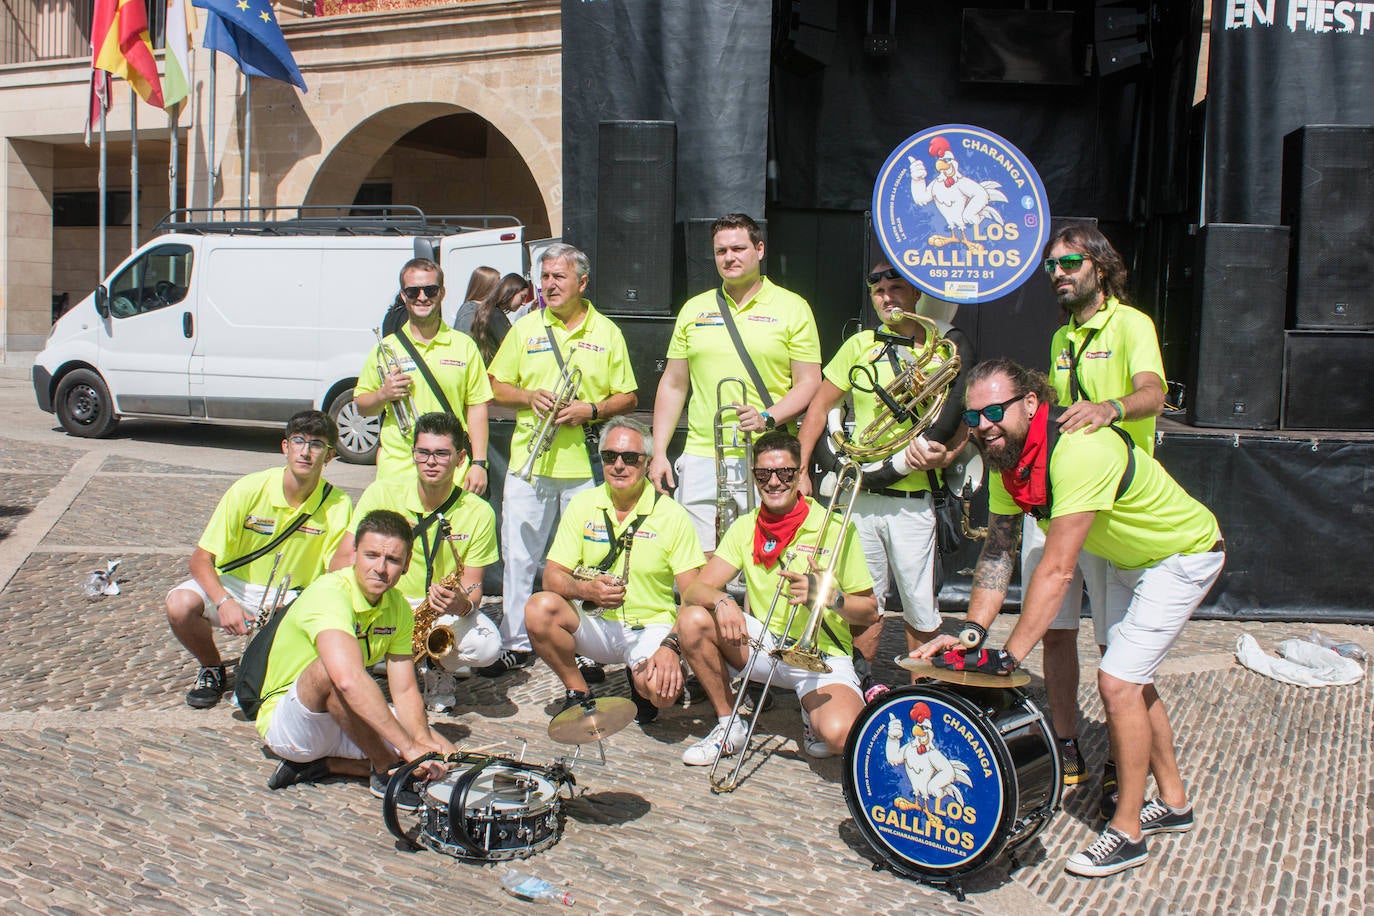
712, 596, 733, 616
833, 592, 846, 613
590, 402, 600, 422
1108, 398, 1125, 420
659, 634, 683, 657
215, 594, 234, 609
461, 582, 481, 595
471, 459, 488, 469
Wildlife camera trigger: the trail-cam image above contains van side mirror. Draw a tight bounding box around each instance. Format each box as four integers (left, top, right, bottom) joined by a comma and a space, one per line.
94, 285, 110, 319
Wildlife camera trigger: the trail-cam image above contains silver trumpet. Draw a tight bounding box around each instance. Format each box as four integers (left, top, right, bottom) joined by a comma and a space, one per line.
713, 377, 756, 543
373, 327, 418, 436
249, 551, 292, 633
514, 365, 583, 482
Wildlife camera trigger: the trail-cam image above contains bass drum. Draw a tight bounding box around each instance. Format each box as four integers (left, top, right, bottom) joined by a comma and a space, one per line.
842, 683, 1061, 887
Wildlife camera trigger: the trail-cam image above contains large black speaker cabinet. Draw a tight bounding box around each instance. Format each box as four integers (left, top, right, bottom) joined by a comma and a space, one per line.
1280, 125, 1374, 330
684, 217, 768, 296
1186, 224, 1289, 429
596, 121, 676, 316
1282, 331, 1374, 430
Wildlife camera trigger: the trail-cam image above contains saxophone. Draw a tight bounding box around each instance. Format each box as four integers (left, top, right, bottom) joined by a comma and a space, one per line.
570, 529, 633, 618
411, 516, 468, 670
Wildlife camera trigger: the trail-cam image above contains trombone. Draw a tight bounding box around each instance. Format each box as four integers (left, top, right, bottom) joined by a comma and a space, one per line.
515, 366, 583, 482
713, 377, 756, 543
373, 327, 419, 436
708, 459, 864, 793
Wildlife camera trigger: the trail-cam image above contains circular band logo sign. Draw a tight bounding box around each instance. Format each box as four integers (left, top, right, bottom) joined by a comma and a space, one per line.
872, 124, 1050, 304
849, 692, 1004, 871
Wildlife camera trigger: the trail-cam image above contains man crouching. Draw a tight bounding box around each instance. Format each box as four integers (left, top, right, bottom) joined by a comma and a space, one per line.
256, 509, 454, 804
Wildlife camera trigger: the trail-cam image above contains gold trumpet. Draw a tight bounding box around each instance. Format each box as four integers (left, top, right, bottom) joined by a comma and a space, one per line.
411, 516, 469, 670
248, 551, 293, 633
713, 377, 757, 543
373, 327, 418, 436
514, 365, 583, 482
570, 529, 633, 618
708, 460, 864, 793
831, 311, 960, 463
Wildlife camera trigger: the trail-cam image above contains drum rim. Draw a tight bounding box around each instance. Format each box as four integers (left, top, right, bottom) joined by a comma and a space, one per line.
424, 761, 560, 812
841, 682, 1024, 881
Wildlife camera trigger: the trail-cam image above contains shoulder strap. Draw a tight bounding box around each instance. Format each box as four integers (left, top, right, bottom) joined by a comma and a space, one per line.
393, 329, 457, 417
1066, 325, 1102, 403
543, 324, 567, 371
1035, 410, 1135, 520
411, 487, 463, 540
218, 483, 335, 573
596, 492, 659, 570
715, 289, 774, 409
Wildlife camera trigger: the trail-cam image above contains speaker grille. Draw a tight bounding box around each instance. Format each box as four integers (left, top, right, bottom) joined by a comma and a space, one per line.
595, 121, 676, 316
1282, 331, 1374, 430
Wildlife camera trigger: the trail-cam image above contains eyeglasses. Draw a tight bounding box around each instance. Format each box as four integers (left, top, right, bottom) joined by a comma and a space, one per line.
402, 284, 442, 300
599, 450, 645, 466
287, 435, 330, 453
752, 466, 800, 485
1042, 254, 1088, 275
412, 447, 455, 464
962, 393, 1027, 427
866, 268, 902, 286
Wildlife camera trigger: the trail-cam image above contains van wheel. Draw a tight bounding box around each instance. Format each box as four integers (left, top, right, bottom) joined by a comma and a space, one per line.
329, 392, 379, 464
55, 368, 120, 438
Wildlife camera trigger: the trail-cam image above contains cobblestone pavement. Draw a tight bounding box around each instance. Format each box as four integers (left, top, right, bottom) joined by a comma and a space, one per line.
0, 369, 1370, 914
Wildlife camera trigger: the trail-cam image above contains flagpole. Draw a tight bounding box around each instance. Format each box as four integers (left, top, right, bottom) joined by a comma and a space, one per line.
242, 75, 252, 212
130, 86, 140, 253
169, 105, 179, 224
208, 54, 216, 209
99, 99, 108, 280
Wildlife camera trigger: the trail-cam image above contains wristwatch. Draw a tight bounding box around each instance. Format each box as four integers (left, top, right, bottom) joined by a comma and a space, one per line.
471, 459, 489, 469
761, 411, 777, 431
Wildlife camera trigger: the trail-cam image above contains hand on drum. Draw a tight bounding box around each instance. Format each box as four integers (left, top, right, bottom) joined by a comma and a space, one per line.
908, 632, 961, 661
932, 646, 1018, 677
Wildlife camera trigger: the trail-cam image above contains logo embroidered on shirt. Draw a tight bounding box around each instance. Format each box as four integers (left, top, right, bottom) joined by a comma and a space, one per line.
439, 358, 468, 367
244, 515, 276, 536
745, 314, 779, 324
297, 525, 324, 536
373, 626, 396, 636
582, 520, 611, 543
526, 337, 553, 354
575, 340, 607, 353
692, 311, 726, 328
1083, 349, 1113, 359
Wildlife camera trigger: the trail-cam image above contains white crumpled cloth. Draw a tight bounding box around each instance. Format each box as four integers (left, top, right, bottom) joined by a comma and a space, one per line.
1235, 634, 1365, 687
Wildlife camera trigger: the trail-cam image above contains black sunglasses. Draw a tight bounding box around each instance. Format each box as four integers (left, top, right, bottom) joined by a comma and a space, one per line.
1042, 254, 1088, 275
402, 284, 442, 300
599, 449, 645, 466
866, 268, 902, 286
962, 393, 1027, 427
752, 466, 800, 485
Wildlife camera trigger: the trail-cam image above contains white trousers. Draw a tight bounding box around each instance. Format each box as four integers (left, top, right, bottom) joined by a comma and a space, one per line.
499, 472, 593, 652
853, 490, 939, 633
674, 452, 748, 552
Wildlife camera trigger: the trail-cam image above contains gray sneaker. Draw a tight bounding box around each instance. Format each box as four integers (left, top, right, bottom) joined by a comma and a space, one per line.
1139, 797, 1194, 836
1065, 827, 1148, 877
185, 665, 226, 709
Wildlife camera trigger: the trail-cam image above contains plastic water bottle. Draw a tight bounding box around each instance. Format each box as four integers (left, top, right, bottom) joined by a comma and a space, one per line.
500, 869, 574, 906
1308, 630, 1370, 662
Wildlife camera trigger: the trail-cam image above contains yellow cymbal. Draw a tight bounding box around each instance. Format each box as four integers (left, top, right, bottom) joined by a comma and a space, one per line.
896, 657, 1031, 688
547, 696, 636, 744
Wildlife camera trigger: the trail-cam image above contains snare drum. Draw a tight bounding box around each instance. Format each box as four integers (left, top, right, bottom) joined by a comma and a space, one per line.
842, 683, 1061, 890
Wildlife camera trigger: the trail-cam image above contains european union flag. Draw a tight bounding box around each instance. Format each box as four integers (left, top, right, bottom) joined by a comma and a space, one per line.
193, 0, 306, 91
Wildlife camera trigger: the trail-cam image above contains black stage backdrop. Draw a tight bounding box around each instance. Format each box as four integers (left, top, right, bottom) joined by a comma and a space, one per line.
1205, 1, 1374, 224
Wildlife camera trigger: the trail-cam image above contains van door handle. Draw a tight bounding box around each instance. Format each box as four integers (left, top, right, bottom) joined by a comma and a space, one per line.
183, 312, 193, 338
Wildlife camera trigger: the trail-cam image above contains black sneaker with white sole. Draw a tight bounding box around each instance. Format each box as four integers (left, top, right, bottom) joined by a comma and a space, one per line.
185, 665, 227, 709
268, 758, 329, 791
1139, 797, 1194, 836
1065, 826, 1148, 877
475, 649, 535, 678
576, 656, 606, 684
370, 768, 423, 813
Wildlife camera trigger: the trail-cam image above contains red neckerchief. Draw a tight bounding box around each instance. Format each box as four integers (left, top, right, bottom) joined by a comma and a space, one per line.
753, 499, 809, 569
1001, 402, 1051, 514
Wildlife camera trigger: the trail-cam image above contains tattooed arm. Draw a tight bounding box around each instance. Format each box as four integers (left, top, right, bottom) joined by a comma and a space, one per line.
910, 511, 1023, 659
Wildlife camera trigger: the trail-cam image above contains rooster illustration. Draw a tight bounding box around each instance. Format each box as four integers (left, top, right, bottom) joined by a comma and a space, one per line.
886, 702, 972, 812
907, 136, 1009, 255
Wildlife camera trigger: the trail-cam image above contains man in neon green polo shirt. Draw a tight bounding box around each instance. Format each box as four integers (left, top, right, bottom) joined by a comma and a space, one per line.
678, 431, 877, 766
487, 243, 638, 676
650, 213, 822, 551
166, 410, 352, 710
913, 358, 1223, 878
355, 257, 493, 489
258, 510, 455, 799
526, 417, 704, 725
1032, 222, 1167, 790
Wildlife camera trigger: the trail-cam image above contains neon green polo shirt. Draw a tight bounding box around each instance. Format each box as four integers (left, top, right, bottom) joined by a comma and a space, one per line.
489, 301, 636, 480
355, 324, 494, 482
255, 568, 413, 735
353, 480, 499, 604
198, 466, 352, 588
547, 482, 703, 628
823, 328, 955, 493
715, 497, 874, 657
1048, 296, 1164, 453
988, 426, 1220, 570
669, 278, 821, 457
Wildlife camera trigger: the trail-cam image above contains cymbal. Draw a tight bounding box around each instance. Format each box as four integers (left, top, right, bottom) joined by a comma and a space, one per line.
896, 657, 1031, 689
547, 696, 636, 744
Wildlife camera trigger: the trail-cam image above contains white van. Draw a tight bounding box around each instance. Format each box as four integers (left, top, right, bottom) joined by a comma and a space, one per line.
32, 206, 524, 462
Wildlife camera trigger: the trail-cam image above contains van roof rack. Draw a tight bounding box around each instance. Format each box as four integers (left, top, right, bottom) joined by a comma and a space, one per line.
153, 205, 521, 237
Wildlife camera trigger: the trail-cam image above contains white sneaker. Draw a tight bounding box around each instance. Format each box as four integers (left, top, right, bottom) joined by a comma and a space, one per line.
682, 719, 748, 766
800, 707, 834, 758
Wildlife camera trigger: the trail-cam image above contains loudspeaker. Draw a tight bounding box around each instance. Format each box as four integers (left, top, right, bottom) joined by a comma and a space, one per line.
1280, 125, 1374, 329
1186, 224, 1289, 429
596, 121, 676, 316
609, 315, 676, 413
684, 217, 768, 296
1282, 331, 1374, 430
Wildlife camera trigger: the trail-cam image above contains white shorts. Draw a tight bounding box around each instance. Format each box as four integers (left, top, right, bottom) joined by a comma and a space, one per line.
407, 598, 502, 669
572, 614, 673, 669
1099, 550, 1226, 685
263, 679, 396, 763
728, 613, 862, 702
168, 574, 300, 628
1021, 516, 1111, 640
675, 452, 749, 552
852, 490, 938, 633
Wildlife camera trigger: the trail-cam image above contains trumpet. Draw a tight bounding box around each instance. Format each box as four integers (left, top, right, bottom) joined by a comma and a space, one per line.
831, 311, 960, 463
411, 516, 469, 671
570, 529, 634, 618
514, 366, 583, 482
373, 327, 418, 436
708, 460, 864, 793
248, 551, 292, 633
713, 377, 757, 543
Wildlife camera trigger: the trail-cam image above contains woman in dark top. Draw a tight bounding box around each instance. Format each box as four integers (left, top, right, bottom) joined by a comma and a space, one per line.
451, 265, 502, 342
465, 271, 526, 363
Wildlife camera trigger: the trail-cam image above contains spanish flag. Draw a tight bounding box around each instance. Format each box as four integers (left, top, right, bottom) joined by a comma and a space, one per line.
91, 0, 165, 109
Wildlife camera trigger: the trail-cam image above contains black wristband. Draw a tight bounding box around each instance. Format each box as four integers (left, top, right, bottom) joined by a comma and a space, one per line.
659, 634, 683, 657
471, 459, 488, 469
590, 402, 600, 421
958, 621, 987, 649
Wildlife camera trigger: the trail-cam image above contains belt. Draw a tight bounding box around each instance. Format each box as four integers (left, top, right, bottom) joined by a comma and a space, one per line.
865, 486, 931, 500
1209, 538, 1226, 553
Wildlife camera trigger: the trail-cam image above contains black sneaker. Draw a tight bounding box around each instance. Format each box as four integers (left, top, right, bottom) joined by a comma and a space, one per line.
185, 665, 226, 709
370, 768, 423, 813
268, 758, 329, 790
559, 688, 595, 714
1099, 759, 1120, 819
1065, 826, 1148, 877
1061, 737, 1087, 786
1139, 797, 1194, 836
475, 649, 535, 678
625, 667, 658, 725
577, 656, 606, 684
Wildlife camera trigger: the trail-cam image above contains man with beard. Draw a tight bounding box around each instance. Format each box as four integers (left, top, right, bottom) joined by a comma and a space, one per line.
912, 358, 1223, 877
1034, 223, 1165, 794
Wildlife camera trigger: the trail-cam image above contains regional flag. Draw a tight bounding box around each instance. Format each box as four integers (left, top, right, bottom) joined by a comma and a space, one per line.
164, 0, 198, 112
91, 0, 165, 109
193, 0, 307, 92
